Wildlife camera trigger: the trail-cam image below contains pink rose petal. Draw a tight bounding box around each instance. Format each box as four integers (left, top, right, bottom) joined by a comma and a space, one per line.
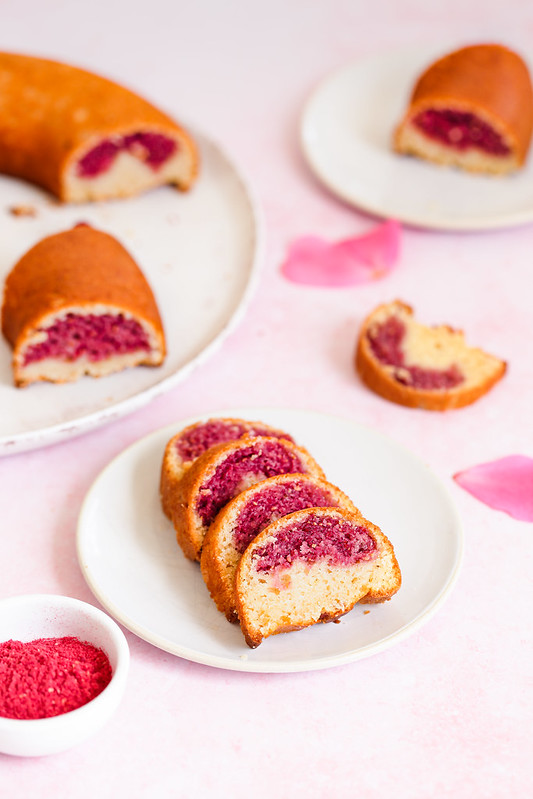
281, 219, 401, 287
454, 455, 533, 522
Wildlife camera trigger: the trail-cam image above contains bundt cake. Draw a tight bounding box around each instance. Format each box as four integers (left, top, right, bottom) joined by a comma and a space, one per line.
0, 52, 198, 202
235, 506, 401, 648
1, 224, 166, 386
355, 300, 506, 410
394, 44, 533, 174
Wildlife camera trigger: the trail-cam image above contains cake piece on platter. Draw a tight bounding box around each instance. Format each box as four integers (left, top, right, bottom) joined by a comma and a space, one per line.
355, 300, 506, 410
0, 52, 198, 202
171, 437, 325, 562
1, 224, 166, 386
160, 418, 294, 520
394, 44, 533, 174
200, 473, 360, 622
235, 506, 401, 648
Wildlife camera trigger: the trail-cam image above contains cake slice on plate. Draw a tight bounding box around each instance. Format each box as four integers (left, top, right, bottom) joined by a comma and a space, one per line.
200, 472, 359, 622
2, 224, 166, 386
235, 506, 401, 648
394, 44, 533, 174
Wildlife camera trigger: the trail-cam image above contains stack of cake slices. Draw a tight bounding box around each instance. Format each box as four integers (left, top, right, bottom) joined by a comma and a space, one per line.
160, 417, 401, 648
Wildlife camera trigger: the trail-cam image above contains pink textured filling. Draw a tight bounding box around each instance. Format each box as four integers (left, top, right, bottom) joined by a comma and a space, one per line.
77, 133, 177, 177
195, 440, 306, 526
233, 480, 339, 554
252, 513, 377, 573
413, 109, 510, 156
22, 312, 151, 366
368, 316, 464, 390
176, 421, 293, 463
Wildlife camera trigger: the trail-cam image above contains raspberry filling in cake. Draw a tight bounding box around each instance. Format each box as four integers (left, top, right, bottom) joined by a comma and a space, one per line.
195, 441, 306, 526
176, 421, 292, 463
413, 109, 510, 155
368, 315, 464, 390
77, 133, 178, 178
22, 312, 151, 365
251, 513, 377, 573
233, 481, 340, 554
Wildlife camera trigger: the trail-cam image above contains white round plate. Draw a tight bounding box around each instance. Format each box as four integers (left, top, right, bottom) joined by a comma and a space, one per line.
77, 408, 463, 673
0, 132, 261, 455
301, 43, 533, 230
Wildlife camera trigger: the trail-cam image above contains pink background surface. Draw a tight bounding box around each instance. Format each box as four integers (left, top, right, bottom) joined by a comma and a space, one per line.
1, 1, 532, 796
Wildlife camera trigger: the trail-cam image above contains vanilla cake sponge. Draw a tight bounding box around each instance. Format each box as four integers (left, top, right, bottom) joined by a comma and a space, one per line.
0, 52, 198, 202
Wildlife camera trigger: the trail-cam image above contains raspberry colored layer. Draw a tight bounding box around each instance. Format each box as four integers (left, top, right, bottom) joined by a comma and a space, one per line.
23, 312, 151, 365
176, 421, 292, 463
195, 440, 306, 526
252, 513, 377, 573
233, 480, 340, 554
368, 316, 464, 390
77, 132, 177, 177
413, 109, 510, 156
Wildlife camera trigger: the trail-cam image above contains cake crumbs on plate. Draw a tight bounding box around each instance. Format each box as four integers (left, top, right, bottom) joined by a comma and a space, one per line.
8, 204, 37, 217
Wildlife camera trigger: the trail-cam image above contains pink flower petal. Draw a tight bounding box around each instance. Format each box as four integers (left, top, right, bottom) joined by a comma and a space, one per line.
454, 455, 533, 522
281, 219, 401, 287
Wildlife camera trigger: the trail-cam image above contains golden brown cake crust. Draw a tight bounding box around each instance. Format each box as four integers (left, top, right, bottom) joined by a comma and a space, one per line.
355, 300, 506, 411
394, 44, 533, 166
1, 225, 166, 383
0, 51, 199, 199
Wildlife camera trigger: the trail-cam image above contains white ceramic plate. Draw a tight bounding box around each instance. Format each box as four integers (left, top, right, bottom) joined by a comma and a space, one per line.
301, 43, 533, 230
77, 408, 463, 673
0, 132, 261, 455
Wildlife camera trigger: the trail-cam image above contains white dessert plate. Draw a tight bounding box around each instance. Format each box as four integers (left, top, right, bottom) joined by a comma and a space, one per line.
301, 43, 533, 230
77, 408, 463, 673
0, 131, 261, 455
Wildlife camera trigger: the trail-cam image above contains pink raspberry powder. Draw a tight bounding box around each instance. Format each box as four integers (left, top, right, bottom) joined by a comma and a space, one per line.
0, 636, 112, 720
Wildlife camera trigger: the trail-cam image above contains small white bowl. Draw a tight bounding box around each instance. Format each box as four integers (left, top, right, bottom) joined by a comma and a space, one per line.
0, 594, 129, 757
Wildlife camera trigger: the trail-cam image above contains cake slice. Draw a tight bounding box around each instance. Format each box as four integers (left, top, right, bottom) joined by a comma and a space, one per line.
171, 437, 325, 561
200, 473, 359, 622
160, 418, 294, 520
235, 506, 401, 648
0, 52, 198, 202
394, 44, 533, 174
1, 224, 165, 386
355, 300, 506, 410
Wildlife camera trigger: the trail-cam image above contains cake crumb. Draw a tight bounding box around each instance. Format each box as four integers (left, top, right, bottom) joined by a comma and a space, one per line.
8, 204, 37, 217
